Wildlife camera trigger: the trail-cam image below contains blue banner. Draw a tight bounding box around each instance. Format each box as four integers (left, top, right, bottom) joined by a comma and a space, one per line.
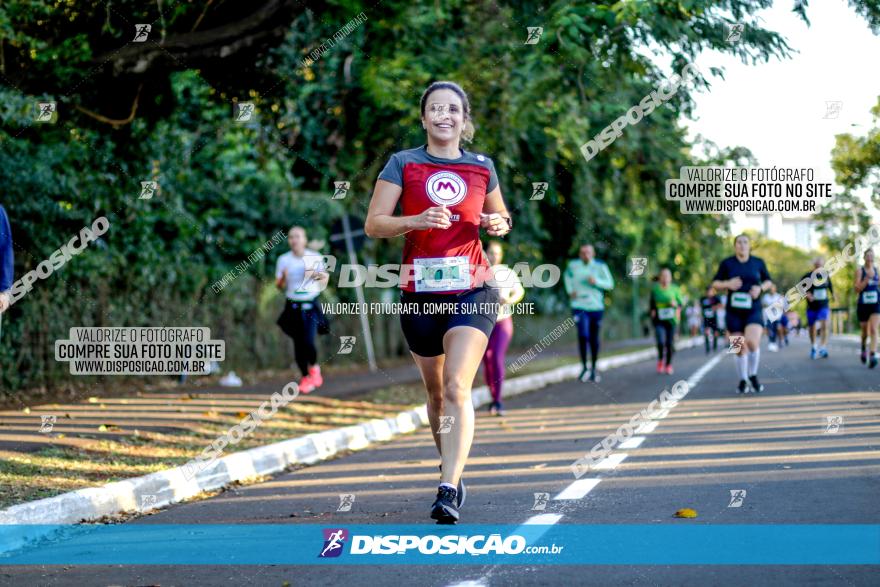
1, 524, 878, 565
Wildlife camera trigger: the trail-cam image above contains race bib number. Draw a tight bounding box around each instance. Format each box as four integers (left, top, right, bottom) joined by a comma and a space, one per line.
730, 292, 753, 309
414, 256, 471, 293
861, 291, 878, 304
703, 308, 715, 318
813, 288, 828, 301
658, 307, 676, 321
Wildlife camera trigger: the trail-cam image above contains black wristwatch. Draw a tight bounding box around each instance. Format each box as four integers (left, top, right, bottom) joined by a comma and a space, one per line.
503, 216, 513, 230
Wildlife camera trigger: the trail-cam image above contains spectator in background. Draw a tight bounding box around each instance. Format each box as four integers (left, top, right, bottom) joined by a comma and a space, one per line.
686, 300, 701, 337
0, 204, 13, 314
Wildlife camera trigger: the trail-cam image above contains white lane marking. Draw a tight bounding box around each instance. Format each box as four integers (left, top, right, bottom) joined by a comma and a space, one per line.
651, 408, 670, 419
618, 436, 645, 449
553, 478, 601, 500
591, 453, 627, 470
636, 420, 658, 434
445, 352, 724, 587
686, 352, 724, 388
523, 513, 564, 525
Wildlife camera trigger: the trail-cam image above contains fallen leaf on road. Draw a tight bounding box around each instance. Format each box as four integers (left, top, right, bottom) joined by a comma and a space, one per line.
22, 407, 30, 414
531, 463, 547, 470
235, 411, 249, 419
674, 508, 697, 518
87, 397, 99, 403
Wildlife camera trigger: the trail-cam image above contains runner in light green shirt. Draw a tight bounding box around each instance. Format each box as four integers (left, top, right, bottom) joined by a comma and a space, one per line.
563, 244, 615, 382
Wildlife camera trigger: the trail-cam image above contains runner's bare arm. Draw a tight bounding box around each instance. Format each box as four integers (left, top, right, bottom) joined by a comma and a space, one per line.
480, 186, 510, 237
365, 179, 451, 237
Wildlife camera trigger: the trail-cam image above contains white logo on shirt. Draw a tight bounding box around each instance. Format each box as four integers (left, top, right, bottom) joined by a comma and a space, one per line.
425, 171, 467, 206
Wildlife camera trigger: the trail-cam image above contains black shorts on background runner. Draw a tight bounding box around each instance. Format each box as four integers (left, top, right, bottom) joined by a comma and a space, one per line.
857, 302, 880, 322
725, 306, 764, 333
400, 286, 500, 357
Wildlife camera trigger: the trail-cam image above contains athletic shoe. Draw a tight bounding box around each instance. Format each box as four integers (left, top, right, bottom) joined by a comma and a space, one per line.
430, 486, 460, 524
861, 350, 868, 364
819, 348, 829, 359
494, 403, 505, 417
810, 348, 817, 360
870, 354, 878, 369
578, 367, 591, 382
589, 371, 601, 383
665, 364, 674, 375
767, 342, 779, 352
438, 465, 466, 508
656, 360, 665, 374
749, 375, 764, 393
737, 380, 749, 394
489, 402, 499, 415
298, 374, 315, 394
308, 365, 323, 388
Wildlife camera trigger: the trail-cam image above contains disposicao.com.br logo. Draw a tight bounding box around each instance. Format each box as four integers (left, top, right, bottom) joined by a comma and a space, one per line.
318, 528, 562, 557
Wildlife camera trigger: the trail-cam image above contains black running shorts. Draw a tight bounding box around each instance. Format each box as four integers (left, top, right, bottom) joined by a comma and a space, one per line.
400, 286, 500, 357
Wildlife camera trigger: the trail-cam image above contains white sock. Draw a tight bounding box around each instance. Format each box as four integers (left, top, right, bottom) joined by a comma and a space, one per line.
748, 349, 760, 376
736, 355, 749, 381
439, 482, 456, 492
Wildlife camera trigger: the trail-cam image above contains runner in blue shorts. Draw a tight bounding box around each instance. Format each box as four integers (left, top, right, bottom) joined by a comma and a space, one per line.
801, 257, 835, 359
712, 234, 774, 394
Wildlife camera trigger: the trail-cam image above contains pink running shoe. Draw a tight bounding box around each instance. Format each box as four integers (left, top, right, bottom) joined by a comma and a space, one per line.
298, 374, 315, 394
656, 360, 665, 374
309, 365, 323, 388
665, 364, 674, 375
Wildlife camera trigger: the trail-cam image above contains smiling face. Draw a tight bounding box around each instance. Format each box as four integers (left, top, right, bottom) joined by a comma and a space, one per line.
422, 89, 465, 143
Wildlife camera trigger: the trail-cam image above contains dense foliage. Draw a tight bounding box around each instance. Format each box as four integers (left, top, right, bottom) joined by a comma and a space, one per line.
2, 0, 878, 393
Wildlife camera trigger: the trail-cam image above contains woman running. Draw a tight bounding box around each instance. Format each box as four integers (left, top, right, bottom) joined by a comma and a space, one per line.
275, 226, 327, 394
700, 285, 722, 354
712, 234, 773, 394
365, 81, 511, 524
855, 248, 880, 368
650, 268, 684, 375
482, 241, 525, 416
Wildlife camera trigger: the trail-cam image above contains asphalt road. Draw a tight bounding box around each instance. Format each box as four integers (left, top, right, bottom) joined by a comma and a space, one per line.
2, 334, 878, 586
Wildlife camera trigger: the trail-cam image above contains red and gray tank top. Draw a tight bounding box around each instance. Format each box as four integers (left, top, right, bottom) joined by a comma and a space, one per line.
378, 145, 499, 294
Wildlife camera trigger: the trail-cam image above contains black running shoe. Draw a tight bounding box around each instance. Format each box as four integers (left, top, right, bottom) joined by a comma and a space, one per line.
737, 379, 748, 394
438, 465, 466, 508
430, 486, 460, 524
749, 375, 764, 393
870, 354, 878, 369
578, 367, 590, 382
861, 350, 868, 364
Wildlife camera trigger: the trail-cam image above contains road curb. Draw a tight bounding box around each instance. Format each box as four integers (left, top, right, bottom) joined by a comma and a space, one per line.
0, 336, 700, 551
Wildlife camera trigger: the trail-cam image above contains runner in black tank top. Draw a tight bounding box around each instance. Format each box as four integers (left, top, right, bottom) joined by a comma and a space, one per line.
855, 249, 880, 368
